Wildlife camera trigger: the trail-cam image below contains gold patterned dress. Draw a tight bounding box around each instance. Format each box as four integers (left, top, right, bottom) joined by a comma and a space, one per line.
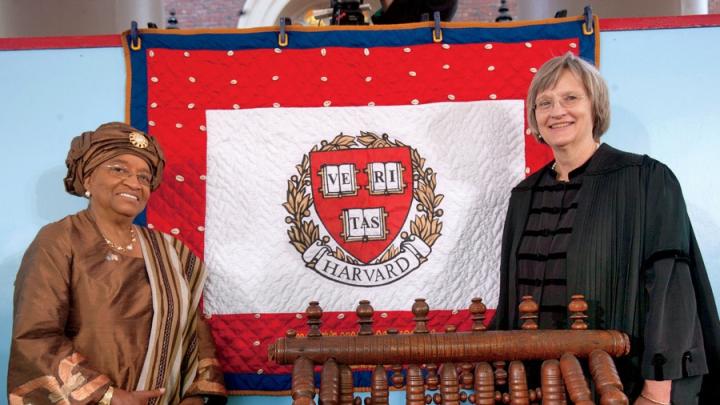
8, 210, 226, 404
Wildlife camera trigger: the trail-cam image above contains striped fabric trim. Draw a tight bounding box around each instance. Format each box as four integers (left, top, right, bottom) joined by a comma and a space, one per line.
517, 252, 568, 261
136, 227, 207, 405
528, 203, 578, 214
9, 376, 61, 405
532, 183, 582, 192
171, 237, 207, 396
164, 233, 189, 405
517, 278, 568, 286
522, 227, 573, 237
71, 375, 111, 401
539, 304, 567, 313
9, 353, 110, 405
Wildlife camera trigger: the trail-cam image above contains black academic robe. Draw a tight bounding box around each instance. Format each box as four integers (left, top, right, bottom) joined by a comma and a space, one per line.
492, 143, 720, 403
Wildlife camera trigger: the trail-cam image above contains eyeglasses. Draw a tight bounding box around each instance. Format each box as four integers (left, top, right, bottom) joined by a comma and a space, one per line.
534, 94, 584, 113
105, 165, 153, 187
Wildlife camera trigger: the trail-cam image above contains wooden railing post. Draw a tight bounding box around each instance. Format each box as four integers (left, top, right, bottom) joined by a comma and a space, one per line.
560, 353, 593, 405
371, 364, 389, 404
339, 364, 354, 405
541, 359, 566, 405
440, 362, 460, 405
406, 364, 425, 405
270, 296, 633, 405
589, 350, 628, 405
291, 356, 315, 405
320, 358, 340, 405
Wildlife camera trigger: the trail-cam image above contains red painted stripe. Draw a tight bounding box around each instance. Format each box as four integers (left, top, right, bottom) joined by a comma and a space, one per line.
0, 34, 121, 51
601, 14, 720, 31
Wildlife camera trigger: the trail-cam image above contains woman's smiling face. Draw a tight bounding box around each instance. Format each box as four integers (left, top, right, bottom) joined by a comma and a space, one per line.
534, 69, 594, 150
83, 153, 152, 220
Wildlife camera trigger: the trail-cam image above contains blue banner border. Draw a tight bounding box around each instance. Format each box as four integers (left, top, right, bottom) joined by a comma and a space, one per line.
124, 18, 597, 134
122, 17, 598, 393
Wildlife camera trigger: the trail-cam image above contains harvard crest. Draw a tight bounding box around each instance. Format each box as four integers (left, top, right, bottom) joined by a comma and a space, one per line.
284, 132, 443, 287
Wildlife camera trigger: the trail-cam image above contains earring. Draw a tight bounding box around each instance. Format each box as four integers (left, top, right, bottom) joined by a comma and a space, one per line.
537, 134, 543, 140
84, 190, 91, 198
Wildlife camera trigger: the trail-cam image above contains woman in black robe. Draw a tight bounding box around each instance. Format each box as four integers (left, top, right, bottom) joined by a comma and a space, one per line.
491, 52, 720, 404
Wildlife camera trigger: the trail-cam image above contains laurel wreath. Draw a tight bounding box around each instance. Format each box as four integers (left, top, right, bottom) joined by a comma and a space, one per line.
283, 132, 443, 264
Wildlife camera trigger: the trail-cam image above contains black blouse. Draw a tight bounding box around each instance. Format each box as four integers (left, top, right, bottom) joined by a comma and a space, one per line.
516, 157, 592, 329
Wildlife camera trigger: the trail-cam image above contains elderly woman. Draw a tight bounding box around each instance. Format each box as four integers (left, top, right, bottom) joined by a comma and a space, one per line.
8, 123, 226, 405
492, 53, 720, 404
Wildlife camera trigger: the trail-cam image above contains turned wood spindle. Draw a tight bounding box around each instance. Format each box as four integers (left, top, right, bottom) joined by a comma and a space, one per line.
406, 364, 426, 405
440, 362, 460, 405
494, 361, 508, 386
413, 298, 430, 334
560, 353, 593, 405
339, 364, 354, 405
589, 350, 628, 405
320, 358, 340, 405
371, 364, 389, 405
470, 297, 487, 332
527, 388, 542, 402
473, 362, 496, 405
391, 364, 404, 389
291, 356, 315, 405
568, 295, 589, 330
306, 301, 323, 337
383, 329, 404, 390
460, 363, 474, 389
426, 364, 439, 391
519, 296, 539, 330
541, 359, 567, 405
508, 361, 530, 405
356, 300, 374, 336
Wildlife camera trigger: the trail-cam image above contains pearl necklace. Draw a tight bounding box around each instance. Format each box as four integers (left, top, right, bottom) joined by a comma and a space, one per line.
104, 227, 137, 253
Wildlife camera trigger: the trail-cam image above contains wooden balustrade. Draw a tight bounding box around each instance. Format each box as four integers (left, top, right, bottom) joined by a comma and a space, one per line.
269, 296, 631, 405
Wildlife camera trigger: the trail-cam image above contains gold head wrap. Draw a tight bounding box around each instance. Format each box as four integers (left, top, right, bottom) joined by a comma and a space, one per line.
64, 122, 165, 196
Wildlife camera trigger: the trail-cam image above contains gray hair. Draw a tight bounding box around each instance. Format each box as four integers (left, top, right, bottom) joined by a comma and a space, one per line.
526, 52, 610, 143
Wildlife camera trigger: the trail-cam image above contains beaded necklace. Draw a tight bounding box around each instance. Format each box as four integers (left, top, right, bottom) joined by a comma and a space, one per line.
103, 226, 137, 252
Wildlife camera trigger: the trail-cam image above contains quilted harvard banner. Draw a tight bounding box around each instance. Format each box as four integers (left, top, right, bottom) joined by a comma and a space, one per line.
123, 17, 599, 394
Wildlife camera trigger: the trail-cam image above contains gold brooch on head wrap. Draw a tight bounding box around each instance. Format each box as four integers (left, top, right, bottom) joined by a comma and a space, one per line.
129, 131, 149, 149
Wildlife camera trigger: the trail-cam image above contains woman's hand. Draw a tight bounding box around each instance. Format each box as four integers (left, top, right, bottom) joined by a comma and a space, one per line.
634, 380, 671, 405
110, 387, 165, 404
634, 395, 664, 405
